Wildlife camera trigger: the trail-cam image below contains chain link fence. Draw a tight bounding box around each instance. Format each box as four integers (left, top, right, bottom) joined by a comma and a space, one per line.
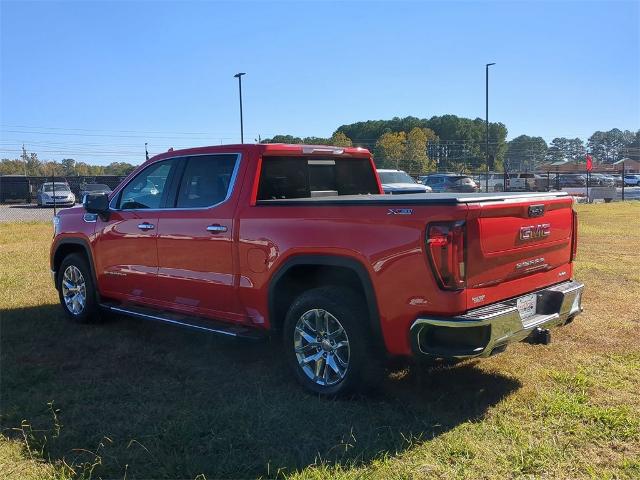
2, 169, 639, 224
0, 175, 125, 223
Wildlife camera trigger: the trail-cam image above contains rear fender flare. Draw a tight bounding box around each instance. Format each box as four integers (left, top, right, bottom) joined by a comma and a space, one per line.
268, 254, 384, 351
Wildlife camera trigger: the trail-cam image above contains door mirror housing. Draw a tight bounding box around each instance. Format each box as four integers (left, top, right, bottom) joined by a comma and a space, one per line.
83, 192, 110, 219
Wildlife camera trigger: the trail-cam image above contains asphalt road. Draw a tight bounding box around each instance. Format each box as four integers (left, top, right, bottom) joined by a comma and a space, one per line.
0, 203, 79, 223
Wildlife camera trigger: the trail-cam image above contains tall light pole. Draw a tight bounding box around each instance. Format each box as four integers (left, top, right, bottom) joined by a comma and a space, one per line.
234, 72, 246, 143
485, 62, 495, 193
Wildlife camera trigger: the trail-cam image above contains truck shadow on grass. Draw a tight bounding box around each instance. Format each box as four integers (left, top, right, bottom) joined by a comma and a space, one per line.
2, 304, 521, 479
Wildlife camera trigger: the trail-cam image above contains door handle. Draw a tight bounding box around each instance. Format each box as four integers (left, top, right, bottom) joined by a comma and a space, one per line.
137, 222, 155, 230
206, 224, 228, 233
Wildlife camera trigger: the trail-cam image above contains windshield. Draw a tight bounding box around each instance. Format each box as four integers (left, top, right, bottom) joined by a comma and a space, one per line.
378, 171, 415, 184
43, 183, 70, 192
85, 184, 110, 191
448, 176, 471, 182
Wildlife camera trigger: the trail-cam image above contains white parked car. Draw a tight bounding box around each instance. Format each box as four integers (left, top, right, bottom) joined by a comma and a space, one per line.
624, 174, 640, 186
36, 182, 76, 207
377, 169, 432, 194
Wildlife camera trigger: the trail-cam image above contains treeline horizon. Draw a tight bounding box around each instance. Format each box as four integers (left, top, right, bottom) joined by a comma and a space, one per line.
263, 115, 640, 173
2, 115, 638, 176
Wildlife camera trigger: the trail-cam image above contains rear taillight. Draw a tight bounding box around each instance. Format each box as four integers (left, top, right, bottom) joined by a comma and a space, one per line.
570, 209, 578, 261
426, 221, 466, 290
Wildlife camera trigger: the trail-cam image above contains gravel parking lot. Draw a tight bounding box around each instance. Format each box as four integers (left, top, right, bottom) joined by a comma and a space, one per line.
0, 203, 78, 223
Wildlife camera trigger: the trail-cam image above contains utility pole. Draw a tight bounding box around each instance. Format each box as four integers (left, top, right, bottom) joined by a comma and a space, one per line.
21, 144, 28, 176
234, 72, 246, 143
485, 63, 496, 193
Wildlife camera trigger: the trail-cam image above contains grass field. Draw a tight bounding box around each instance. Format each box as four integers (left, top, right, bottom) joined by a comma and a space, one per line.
1, 203, 639, 479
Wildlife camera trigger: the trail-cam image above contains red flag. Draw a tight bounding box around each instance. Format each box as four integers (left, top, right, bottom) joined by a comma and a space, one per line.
586, 154, 593, 172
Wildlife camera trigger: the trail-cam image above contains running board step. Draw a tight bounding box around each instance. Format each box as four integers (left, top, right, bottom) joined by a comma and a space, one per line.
100, 302, 265, 341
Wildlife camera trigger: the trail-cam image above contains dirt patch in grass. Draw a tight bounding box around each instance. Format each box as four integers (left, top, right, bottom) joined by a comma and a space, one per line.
1, 203, 639, 479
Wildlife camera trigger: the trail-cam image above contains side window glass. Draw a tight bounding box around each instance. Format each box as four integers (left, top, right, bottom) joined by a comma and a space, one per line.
176, 154, 238, 208
118, 159, 175, 209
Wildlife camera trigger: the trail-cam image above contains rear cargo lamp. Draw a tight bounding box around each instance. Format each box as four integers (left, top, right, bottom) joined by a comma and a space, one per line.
426, 221, 466, 290
570, 209, 578, 261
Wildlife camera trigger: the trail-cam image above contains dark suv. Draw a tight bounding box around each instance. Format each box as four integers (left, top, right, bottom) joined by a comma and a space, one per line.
420, 174, 479, 193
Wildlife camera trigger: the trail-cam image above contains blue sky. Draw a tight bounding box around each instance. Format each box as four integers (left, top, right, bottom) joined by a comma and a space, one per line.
1, 0, 639, 164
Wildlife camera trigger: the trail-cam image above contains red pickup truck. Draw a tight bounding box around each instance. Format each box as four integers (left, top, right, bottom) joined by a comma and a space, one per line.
51, 144, 584, 395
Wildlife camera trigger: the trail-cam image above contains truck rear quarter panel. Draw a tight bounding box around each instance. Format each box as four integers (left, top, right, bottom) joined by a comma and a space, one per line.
236, 202, 470, 356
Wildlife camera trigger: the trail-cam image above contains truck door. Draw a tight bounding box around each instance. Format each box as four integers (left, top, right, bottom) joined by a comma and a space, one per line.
94, 158, 179, 302
155, 153, 244, 322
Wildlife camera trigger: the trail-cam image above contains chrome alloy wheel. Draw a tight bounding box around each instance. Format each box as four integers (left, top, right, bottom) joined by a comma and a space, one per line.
294, 309, 350, 386
61, 265, 87, 315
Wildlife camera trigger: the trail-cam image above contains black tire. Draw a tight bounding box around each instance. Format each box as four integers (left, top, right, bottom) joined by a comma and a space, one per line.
283, 286, 379, 396
56, 253, 100, 323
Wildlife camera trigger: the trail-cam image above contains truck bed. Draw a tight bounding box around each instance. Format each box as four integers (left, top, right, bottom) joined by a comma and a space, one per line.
256, 191, 570, 206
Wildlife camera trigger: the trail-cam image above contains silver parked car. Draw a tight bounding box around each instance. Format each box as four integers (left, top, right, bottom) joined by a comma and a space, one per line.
377, 169, 432, 194
36, 182, 76, 207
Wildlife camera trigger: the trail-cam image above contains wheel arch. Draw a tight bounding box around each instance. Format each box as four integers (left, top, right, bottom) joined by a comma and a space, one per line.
268, 255, 384, 351
52, 238, 98, 296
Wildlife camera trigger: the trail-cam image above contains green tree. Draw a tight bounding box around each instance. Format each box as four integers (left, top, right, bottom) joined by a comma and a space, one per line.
302, 136, 330, 145
329, 131, 353, 147
625, 130, 640, 161
104, 162, 136, 176
374, 132, 406, 168
41, 161, 65, 177
19, 147, 42, 175
403, 127, 437, 173
505, 135, 548, 171
337, 115, 507, 172
262, 134, 304, 144
61, 158, 76, 176
546, 137, 585, 163
0, 158, 27, 175
587, 128, 636, 164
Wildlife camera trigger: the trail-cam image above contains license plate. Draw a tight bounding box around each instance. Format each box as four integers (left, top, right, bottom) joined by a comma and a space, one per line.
517, 294, 537, 320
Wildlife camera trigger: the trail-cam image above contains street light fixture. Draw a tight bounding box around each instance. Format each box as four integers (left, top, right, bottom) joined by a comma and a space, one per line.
234, 72, 246, 143
485, 62, 495, 193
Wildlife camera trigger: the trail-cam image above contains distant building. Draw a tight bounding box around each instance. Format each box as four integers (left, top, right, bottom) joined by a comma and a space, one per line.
537, 158, 617, 173
612, 158, 640, 174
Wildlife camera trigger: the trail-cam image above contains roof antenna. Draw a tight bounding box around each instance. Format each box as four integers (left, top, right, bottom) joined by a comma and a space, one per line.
145, 142, 149, 161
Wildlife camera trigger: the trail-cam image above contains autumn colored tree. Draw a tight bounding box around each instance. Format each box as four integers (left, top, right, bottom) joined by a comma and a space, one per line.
374, 131, 406, 168
403, 127, 438, 173
329, 131, 353, 147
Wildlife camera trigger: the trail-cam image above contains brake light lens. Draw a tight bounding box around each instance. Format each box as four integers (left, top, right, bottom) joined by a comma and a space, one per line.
570, 209, 578, 261
426, 221, 466, 290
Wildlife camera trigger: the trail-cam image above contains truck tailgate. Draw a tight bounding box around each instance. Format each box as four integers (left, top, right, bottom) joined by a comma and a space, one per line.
465, 196, 575, 292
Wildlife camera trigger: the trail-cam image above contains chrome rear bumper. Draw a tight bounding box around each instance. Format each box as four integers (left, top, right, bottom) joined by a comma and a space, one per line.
410, 280, 584, 359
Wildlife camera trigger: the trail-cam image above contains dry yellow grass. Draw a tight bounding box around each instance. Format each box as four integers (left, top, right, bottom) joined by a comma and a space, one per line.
0, 203, 639, 479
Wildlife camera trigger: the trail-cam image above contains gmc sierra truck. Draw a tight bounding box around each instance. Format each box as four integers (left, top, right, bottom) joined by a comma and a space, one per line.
51, 144, 584, 395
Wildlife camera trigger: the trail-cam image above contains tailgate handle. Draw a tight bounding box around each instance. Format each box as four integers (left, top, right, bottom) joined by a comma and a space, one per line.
528, 205, 545, 218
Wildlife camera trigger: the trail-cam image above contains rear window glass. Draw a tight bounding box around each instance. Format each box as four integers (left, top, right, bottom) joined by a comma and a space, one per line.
424, 176, 444, 185
257, 156, 379, 200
